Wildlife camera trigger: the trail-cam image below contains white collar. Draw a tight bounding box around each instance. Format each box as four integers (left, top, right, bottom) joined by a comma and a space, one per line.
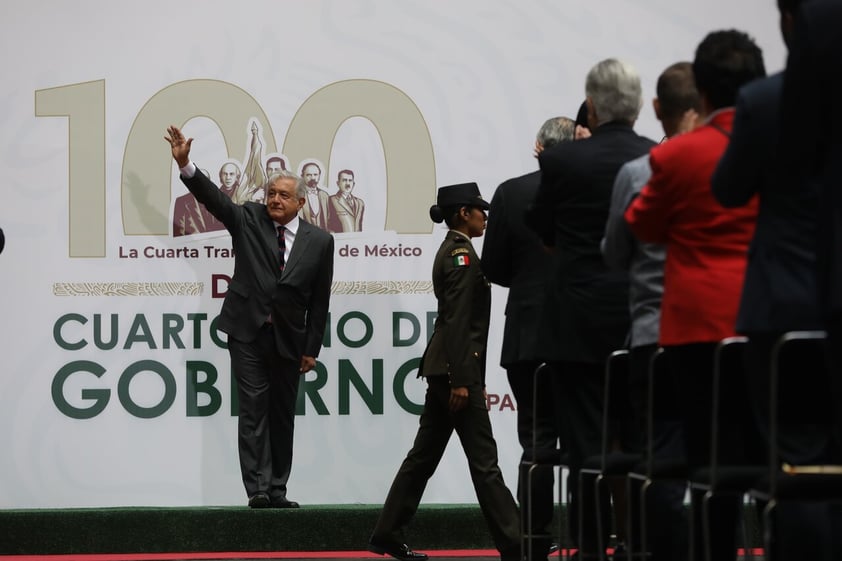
275, 215, 301, 235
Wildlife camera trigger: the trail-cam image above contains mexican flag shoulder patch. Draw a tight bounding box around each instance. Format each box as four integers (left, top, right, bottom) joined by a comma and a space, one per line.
452, 253, 471, 267
450, 246, 470, 267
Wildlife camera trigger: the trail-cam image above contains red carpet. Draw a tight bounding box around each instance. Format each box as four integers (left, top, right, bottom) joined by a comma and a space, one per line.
0, 550, 503, 561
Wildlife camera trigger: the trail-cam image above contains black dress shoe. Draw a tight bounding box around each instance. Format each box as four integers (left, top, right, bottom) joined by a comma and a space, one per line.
610, 543, 628, 561
368, 537, 428, 561
270, 498, 300, 508
248, 492, 270, 508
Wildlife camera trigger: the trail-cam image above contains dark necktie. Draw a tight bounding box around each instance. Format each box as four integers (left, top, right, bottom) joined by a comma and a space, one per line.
277, 226, 286, 272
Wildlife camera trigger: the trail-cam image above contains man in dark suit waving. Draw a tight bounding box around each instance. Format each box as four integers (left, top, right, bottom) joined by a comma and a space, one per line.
165, 125, 335, 509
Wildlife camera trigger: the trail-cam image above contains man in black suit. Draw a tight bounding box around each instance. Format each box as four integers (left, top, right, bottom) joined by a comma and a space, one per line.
165, 125, 335, 508
482, 115, 575, 560
529, 58, 656, 558
781, 0, 842, 451
714, 2, 842, 558
712, 0, 832, 469
779, 4, 842, 557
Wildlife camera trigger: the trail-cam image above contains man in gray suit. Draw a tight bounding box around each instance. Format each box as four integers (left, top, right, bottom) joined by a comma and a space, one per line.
165, 125, 335, 508
602, 61, 700, 561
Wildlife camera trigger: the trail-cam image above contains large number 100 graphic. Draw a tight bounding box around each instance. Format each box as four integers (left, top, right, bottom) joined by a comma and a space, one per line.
35, 79, 437, 257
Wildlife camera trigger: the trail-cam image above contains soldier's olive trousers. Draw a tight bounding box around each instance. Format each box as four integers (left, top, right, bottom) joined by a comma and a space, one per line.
372, 375, 521, 554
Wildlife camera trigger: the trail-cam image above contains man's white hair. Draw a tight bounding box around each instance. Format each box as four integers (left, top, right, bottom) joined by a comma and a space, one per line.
585, 58, 644, 126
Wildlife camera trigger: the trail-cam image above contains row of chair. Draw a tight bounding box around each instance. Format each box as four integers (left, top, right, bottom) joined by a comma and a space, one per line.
522, 330, 839, 561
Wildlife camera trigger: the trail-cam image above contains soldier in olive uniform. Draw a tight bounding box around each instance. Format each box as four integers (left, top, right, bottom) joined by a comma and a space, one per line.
368, 183, 521, 561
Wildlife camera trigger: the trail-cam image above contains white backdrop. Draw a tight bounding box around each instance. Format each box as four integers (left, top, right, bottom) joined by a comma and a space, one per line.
0, 0, 786, 508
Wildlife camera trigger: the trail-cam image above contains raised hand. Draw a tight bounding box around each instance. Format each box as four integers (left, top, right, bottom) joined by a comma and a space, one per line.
164, 125, 193, 168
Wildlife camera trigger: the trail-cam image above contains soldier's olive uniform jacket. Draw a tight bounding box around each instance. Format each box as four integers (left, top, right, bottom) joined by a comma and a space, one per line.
420, 230, 490, 387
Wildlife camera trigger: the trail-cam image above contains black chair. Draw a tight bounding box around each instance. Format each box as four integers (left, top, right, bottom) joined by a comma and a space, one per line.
749, 330, 842, 561
687, 336, 763, 561
579, 349, 641, 561
625, 347, 687, 561
522, 362, 569, 560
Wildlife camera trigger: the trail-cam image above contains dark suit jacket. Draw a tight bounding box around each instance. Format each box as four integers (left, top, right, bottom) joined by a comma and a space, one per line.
172, 192, 226, 237
782, 0, 842, 315
712, 73, 822, 333
530, 122, 655, 363
327, 193, 364, 233
301, 188, 333, 231
482, 170, 561, 366
182, 169, 334, 360
420, 230, 490, 387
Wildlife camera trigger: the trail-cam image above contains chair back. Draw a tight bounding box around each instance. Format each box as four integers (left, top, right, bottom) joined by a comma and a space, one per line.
710, 336, 748, 483
601, 349, 631, 467
769, 330, 830, 494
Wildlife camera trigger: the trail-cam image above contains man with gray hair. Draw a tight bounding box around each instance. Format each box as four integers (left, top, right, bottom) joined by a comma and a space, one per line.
528, 58, 656, 559
482, 115, 575, 561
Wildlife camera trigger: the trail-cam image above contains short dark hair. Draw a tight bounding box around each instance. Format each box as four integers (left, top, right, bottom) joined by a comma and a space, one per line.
575, 101, 589, 130
777, 0, 807, 14
302, 162, 321, 174
337, 169, 354, 180
693, 29, 766, 110
265, 156, 286, 171
656, 62, 701, 120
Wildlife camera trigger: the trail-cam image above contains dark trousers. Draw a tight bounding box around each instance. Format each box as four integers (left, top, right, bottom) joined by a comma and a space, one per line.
629, 344, 688, 561
228, 324, 300, 501
372, 376, 521, 556
769, 502, 842, 561
825, 315, 842, 462
550, 360, 606, 555
747, 330, 842, 561
665, 343, 764, 561
745, 333, 836, 466
507, 361, 563, 555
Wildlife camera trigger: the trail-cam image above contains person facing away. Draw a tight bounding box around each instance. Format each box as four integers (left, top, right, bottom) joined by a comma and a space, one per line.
527, 57, 657, 558
602, 60, 701, 561
711, 0, 830, 467
481, 115, 575, 561
712, 2, 841, 559
368, 182, 521, 561
777, 2, 842, 558
624, 29, 766, 561
780, 0, 842, 438
164, 125, 335, 509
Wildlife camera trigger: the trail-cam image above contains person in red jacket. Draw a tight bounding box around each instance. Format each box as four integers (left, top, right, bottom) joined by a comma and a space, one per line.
624, 29, 765, 561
